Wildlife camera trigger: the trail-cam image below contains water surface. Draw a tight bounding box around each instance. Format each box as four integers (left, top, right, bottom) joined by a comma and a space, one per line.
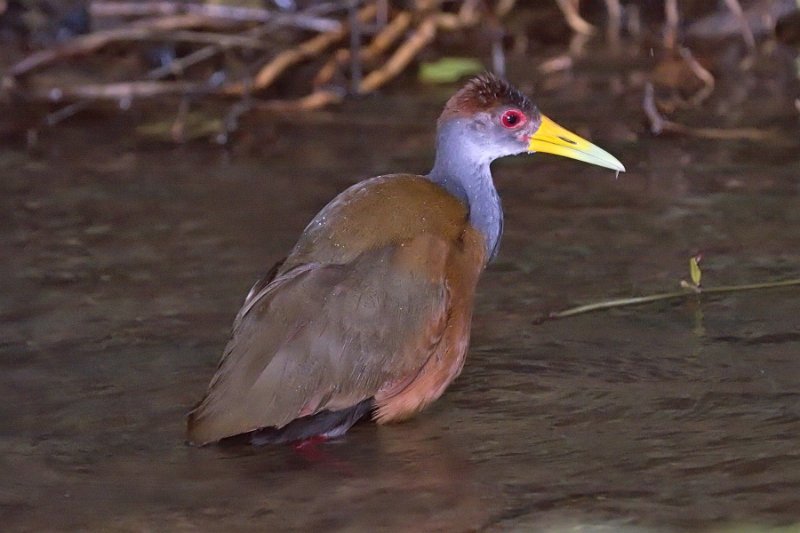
2, 51, 799, 531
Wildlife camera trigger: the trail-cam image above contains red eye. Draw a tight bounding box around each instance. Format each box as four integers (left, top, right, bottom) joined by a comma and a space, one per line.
500, 109, 526, 129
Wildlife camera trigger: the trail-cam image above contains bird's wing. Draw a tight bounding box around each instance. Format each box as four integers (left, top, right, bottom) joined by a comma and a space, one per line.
187, 233, 453, 445
240, 257, 285, 314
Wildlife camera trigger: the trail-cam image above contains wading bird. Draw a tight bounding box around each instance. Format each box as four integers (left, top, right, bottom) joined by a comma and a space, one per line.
187, 74, 624, 446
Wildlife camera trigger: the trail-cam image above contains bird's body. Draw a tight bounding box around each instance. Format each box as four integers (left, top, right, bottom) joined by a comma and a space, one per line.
187, 74, 624, 446
188, 175, 484, 445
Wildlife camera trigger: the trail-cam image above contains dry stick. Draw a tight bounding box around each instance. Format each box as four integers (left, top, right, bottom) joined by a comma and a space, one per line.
29, 80, 216, 101
357, 0, 478, 92
491, 27, 506, 78
181, 25, 271, 142
90, 0, 212, 17
216, 97, 255, 145
604, 0, 622, 47
89, 1, 342, 32
314, 10, 412, 87
255, 89, 344, 111
642, 82, 666, 134
495, 0, 518, 18
35, 5, 372, 109
26, 0, 507, 114
349, 1, 363, 93
548, 279, 800, 319
626, 3, 641, 40
479, 0, 507, 76
150, 22, 275, 80
147, 44, 219, 80
356, 0, 514, 96
89, 0, 344, 18
9, 14, 217, 78
45, 23, 271, 124
376, 0, 389, 27
26, 28, 269, 51
659, 123, 776, 141
191, 2, 340, 30
271, 0, 500, 109
349, 10, 412, 61
434, 0, 482, 31
664, 0, 679, 50
314, 48, 350, 86
538, 55, 574, 75
226, 2, 378, 95
678, 47, 715, 106
358, 15, 437, 93
151, 30, 268, 49
170, 96, 191, 142
457, 0, 482, 25
42, 24, 263, 123
721, 0, 756, 52
11, 2, 342, 81
643, 82, 776, 141
568, 32, 591, 57
44, 101, 92, 126
554, 0, 595, 36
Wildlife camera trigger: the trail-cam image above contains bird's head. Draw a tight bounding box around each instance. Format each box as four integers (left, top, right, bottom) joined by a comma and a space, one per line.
438, 73, 625, 172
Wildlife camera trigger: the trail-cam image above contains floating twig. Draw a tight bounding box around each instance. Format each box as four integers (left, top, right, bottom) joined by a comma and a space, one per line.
546, 278, 800, 320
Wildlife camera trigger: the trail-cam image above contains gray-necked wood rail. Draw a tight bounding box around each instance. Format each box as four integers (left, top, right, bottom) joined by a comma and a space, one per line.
187, 74, 624, 446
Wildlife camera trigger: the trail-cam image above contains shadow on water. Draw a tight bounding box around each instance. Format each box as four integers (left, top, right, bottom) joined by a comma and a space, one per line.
1, 47, 799, 531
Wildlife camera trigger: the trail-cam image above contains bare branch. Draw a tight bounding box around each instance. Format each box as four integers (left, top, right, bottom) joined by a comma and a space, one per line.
604, 0, 622, 47
89, 1, 342, 32
644, 82, 776, 141
226, 2, 378, 95
678, 47, 715, 106
255, 89, 344, 111
30, 80, 217, 101
664, 0, 679, 49
358, 16, 437, 93
9, 15, 214, 78
314, 10, 412, 88
643, 82, 666, 135
554, 0, 595, 36
721, 0, 757, 52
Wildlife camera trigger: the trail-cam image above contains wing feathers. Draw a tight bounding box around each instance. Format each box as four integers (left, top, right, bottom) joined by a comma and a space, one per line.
187, 236, 452, 445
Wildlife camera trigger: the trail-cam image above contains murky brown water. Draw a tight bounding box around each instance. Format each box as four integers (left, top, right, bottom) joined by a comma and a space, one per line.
2, 49, 799, 532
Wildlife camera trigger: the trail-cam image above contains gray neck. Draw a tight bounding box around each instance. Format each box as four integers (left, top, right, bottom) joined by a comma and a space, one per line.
427, 120, 503, 263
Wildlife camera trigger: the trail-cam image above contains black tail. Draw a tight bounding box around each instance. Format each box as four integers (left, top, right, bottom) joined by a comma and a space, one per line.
237, 398, 375, 446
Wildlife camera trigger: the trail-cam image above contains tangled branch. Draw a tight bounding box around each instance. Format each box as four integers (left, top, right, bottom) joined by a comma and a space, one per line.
3, 0, 518, 115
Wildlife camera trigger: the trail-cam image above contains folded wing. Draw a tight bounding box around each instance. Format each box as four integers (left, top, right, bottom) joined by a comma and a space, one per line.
187, 235, 452, 445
